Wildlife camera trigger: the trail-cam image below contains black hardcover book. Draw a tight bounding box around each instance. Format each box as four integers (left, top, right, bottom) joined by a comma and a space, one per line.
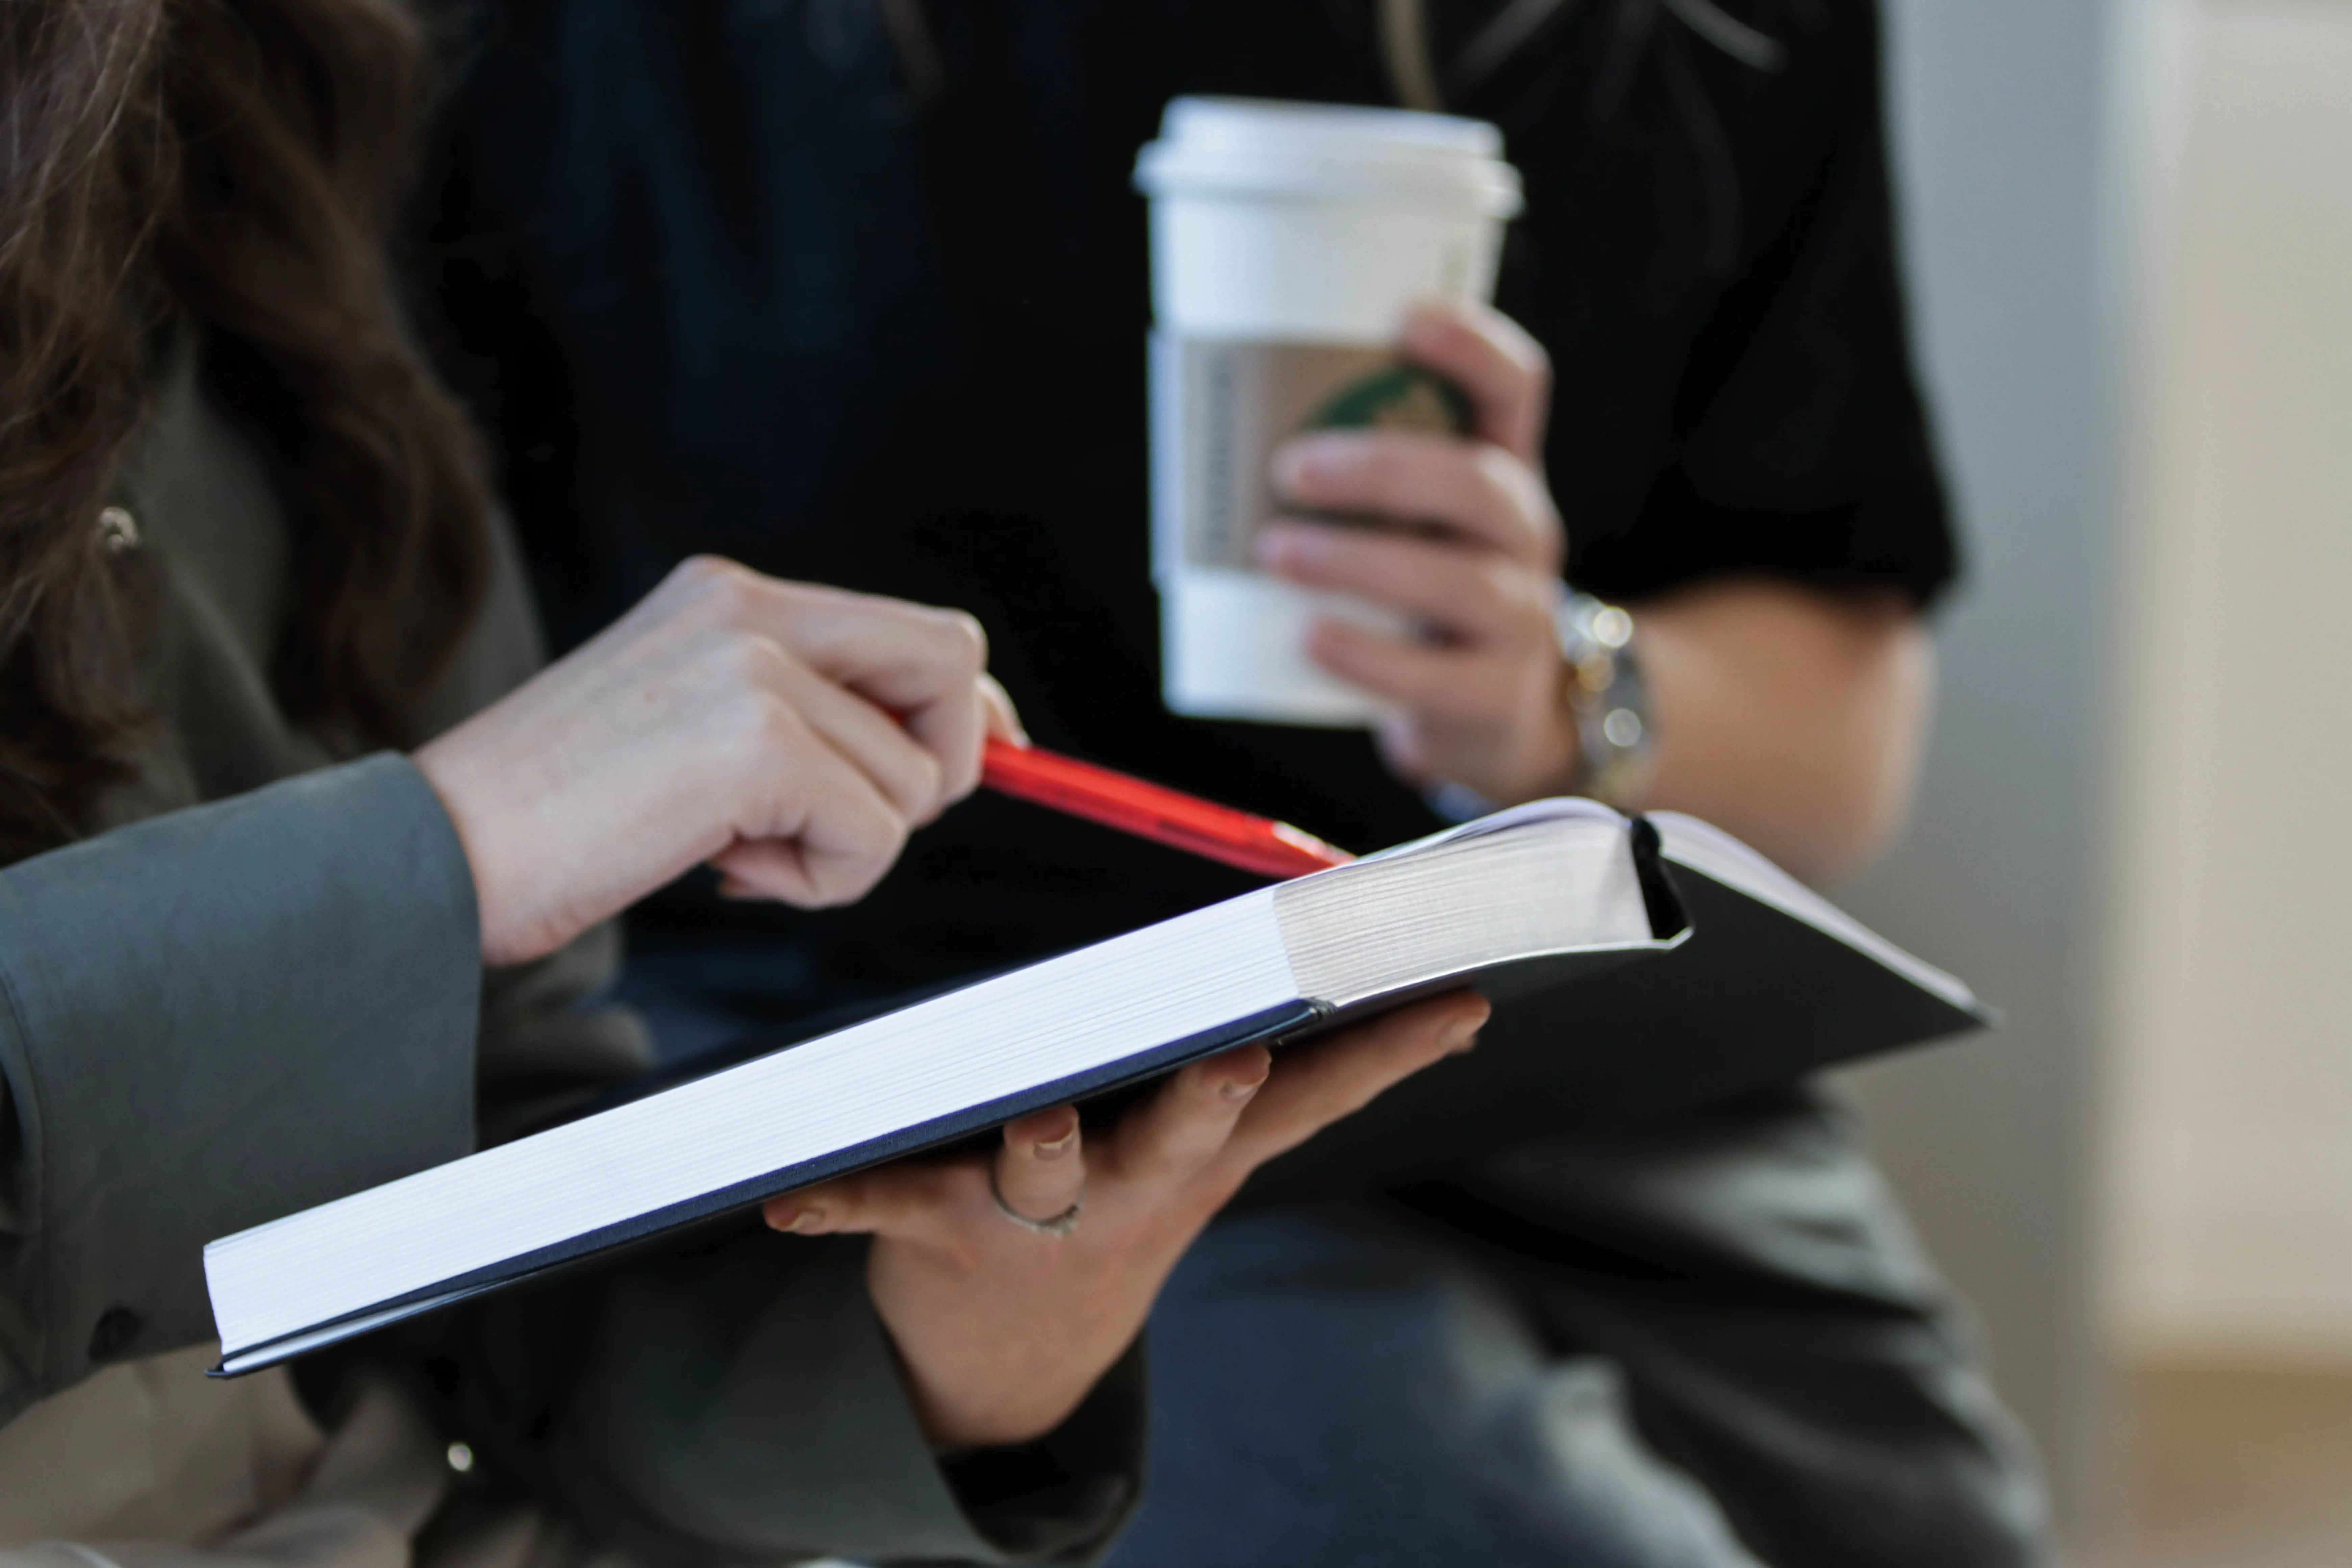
203, 803, 1984, 1375
1240, 812, 1987, 1206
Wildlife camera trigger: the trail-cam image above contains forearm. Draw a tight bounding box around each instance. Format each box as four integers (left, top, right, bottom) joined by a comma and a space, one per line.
1626, 578, 1935, 887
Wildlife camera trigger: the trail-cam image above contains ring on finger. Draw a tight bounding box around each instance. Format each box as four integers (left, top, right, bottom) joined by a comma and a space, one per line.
988, 1163, 1083, 1238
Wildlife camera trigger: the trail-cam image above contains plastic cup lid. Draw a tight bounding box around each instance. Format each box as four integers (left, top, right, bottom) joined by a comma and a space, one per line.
1135, 96, 1523, 217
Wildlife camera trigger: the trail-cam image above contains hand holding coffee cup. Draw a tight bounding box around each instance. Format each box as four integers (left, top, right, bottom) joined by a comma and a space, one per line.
1257, 299, 1579, 808
1138, 97, 1537, 735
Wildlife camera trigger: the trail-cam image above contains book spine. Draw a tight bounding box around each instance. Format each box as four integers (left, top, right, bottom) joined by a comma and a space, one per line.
1628, 816, 1690, 943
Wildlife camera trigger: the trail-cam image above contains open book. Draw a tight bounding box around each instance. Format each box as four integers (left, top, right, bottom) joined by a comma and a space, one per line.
203, 802, 1984, 1376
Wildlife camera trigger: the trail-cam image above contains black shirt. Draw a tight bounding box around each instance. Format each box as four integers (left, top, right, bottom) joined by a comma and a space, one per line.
423, 0, 1956, 1022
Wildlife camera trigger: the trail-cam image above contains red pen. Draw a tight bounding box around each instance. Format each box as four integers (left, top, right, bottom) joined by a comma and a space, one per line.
980, 738, 1355, 880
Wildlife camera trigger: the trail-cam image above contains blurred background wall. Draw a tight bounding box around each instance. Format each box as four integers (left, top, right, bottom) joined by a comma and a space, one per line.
2105, 0, 2352, 1375
2099, 4, 2352, 1563
1830, 0, 2352, 1560
1833, 0, 2134, 1533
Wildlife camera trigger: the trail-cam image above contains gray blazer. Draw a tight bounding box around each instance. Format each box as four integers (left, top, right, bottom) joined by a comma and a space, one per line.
0, 352, 1138, 1565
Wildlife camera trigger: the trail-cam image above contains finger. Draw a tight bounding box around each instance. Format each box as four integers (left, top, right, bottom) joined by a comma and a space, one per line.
1257, 522, 1548, 640
744, 585, 990, 807
714, 813, 901, 907
1303, 618, 1528, 722
711, 720, 910, 907
902, 663, 990, 810
670, 562, 992, 814
765, 650, 949, 825
1270, 431, 1559, 570
1100, 1044, 1271, 1186
993, 1104, 1086, 1223
979, 674, 1030, 748
1399, 301, 1551, 466
1222, 993, 1489, 1170
764, 1157, 971, 1239
680, 564, 987, 706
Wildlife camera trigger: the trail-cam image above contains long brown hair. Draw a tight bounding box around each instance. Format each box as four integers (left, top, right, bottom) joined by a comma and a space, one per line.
0, 0, 492, 863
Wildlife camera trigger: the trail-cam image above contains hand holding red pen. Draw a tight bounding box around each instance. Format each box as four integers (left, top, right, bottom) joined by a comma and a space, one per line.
417, 557, 1017, 964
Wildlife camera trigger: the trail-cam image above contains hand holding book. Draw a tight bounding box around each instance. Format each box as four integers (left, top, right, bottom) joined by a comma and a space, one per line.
764, 991, 1490, 1450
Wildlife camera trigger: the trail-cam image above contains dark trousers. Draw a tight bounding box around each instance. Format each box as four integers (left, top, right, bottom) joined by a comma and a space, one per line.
1107, 1088, 2048, 1567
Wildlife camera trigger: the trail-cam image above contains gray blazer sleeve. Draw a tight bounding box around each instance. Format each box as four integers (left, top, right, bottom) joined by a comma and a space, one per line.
0, 754, 480, 1422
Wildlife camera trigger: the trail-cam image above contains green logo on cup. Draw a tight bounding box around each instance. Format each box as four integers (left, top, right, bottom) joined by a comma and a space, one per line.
1304, 364, 1471, 436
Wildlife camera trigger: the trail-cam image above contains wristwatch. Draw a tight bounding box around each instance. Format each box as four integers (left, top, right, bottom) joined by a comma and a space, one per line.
1421, 589, 1661, 823
1555, 591, 1656, 809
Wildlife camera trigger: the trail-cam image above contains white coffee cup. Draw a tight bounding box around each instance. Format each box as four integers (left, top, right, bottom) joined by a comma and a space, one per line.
1135, 96, 1523, 725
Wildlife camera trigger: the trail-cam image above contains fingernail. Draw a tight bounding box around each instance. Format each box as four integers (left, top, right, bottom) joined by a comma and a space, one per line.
1274, 434, 1357, 493
1034, 1125, 1079, 1159
1442, 1021, 1483, 1055
773, 1207, 821, 1233
1271, 443, 1316, 495
1221, 1074, 1267, 1102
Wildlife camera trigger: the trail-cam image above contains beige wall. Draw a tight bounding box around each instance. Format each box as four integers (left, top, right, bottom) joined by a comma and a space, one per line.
1838, 0, 2135, 1522
2106, 0, 2352, 1363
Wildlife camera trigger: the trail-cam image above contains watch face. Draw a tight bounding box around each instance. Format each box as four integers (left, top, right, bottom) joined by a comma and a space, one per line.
1555, 594, 1653, 807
